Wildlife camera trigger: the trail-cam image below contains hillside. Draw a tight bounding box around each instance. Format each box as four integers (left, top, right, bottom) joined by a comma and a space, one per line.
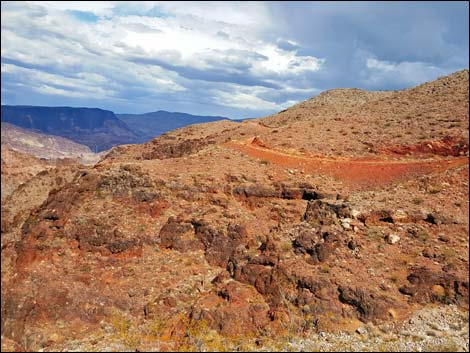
1, 70, 468, 352
117, 111, 228, 142
1, 148, 84, 245
0, 146, 52, 201
256, 70, 469, 157
1, 106, 139, 152
1, 122, 101, 164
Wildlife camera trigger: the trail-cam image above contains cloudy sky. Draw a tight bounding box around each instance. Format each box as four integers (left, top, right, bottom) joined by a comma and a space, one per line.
1, 1, 468, 119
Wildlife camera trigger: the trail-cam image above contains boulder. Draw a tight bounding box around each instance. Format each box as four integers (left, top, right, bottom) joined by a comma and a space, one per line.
159, 218, 203, 252
338, 286, 395, 323
190, 281, 270, 336
293, 226, 343, 263
303, 200, 350, 225
399, 267, 469, 306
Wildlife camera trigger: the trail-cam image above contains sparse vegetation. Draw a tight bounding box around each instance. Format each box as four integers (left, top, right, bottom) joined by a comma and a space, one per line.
428, 186, 442, 194
281, 241, 293, 253
441, 247, 457, 260
367, 227, 384, 240
415, 227, 429, 242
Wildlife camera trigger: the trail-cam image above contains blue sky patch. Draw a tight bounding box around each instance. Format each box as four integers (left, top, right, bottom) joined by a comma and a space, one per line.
66, 10, 99, 23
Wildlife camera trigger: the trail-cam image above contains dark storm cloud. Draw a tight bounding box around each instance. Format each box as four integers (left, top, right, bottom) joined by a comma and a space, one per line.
268, 1, 469, 90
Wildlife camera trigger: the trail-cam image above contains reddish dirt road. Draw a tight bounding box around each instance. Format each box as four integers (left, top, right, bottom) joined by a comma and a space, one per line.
224, 140, 469, 190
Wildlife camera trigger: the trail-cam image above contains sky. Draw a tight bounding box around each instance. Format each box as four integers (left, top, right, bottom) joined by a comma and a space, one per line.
1, 1, 468, 119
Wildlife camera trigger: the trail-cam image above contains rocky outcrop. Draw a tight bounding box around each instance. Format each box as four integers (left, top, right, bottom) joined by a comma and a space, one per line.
194, 220, 250, 268
157, 218, 251, 268
191, 280, 270, 336
338, 286, 396, 323
293, 225, 344, 264
159, 218, 203, 252
142, 138, 209, 160
233, 184, 280, 198
399, 267, 469, 306
303, 200, 351, 225
233, 182, 322, 200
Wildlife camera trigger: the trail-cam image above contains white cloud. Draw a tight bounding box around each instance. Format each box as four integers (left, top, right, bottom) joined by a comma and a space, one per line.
35, 84, 88, 98
2, 63, 118, 98
211, 84, 301, 112
364, 54, 447, 86
215, 90, 282, 111
32, 1, 116, 16
366, 58, 396, 72
254, 45, 324, 75
116, 11, 323, 77
155, 1, 273, 29
1, 1, 325, 117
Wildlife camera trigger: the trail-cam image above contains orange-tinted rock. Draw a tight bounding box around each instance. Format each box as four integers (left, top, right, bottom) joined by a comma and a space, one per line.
159, 218, 203, 252
399, 267, 469, 306
191, 280, 270, 335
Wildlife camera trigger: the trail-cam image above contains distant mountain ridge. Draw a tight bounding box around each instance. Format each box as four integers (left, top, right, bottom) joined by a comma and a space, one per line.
1, 105, 139, 152
116, 110, 229, 142
1, 105, 229, 150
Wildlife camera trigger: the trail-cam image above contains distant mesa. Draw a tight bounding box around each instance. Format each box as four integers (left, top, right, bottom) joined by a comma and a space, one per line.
0, 105, 138, 152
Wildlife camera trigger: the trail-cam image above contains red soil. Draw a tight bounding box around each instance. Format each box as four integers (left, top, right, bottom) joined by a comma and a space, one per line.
381, 136, 469, 157
224, 140, 469, 190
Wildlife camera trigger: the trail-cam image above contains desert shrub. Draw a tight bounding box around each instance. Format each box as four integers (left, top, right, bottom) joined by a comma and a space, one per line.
428, 186, 442, 194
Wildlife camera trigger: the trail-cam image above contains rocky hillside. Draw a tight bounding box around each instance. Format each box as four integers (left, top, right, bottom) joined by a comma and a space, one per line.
258, 69, 469, 157
1, 70, 468, 352
1, 122, 100, 164
1, 106, 139, 152
1, 149, 83, 244
117, 111, 228, 143
1, 146, 53, 201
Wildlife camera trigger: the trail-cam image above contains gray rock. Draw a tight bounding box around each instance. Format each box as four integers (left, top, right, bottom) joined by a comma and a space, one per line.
385, 233, 400, 244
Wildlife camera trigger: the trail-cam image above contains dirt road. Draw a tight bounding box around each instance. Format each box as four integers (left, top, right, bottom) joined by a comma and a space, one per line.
224, 139, 469, 189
